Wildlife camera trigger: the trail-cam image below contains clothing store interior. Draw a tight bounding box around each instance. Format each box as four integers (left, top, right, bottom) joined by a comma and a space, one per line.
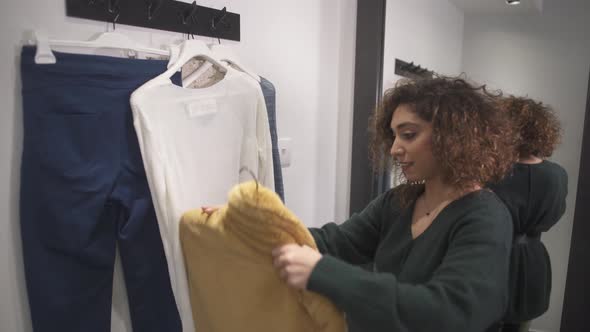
1, 0, 589, 331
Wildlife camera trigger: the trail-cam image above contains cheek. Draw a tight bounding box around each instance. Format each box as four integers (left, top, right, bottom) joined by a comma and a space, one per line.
413, 140, 438, 173
414, 138, 434, 161
421, 145, 439, 176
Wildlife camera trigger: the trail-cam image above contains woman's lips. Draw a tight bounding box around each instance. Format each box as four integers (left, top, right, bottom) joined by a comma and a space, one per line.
398, 161, 414, 172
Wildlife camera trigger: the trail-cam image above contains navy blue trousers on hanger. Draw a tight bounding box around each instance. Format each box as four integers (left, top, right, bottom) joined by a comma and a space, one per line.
19, 46, 182, 332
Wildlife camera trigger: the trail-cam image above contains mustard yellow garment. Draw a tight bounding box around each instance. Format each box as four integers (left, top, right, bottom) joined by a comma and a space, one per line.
179, 181, 347, 332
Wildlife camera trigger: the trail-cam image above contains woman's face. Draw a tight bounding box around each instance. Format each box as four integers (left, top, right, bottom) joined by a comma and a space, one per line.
389, 104, 438, 183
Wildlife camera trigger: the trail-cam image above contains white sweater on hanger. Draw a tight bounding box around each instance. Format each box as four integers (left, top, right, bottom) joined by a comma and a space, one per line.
130, 67, 274, 332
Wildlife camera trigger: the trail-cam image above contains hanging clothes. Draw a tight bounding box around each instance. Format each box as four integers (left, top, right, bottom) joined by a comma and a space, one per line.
489, 160, 568, 323
259, 76, 285, 201
19, 46, 181, 332
179, 180, 346, 332
131, 66, 274, 332
183, 59, 285, 201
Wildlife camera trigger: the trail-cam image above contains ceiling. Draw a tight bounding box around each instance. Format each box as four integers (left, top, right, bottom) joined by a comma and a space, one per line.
448, 0, 544, 15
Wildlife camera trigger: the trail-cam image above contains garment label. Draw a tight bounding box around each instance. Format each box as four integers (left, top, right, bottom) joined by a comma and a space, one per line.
186, 99, 218, 118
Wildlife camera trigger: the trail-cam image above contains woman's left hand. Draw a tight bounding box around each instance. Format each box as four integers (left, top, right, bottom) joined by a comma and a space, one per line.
272, 244, 322, 290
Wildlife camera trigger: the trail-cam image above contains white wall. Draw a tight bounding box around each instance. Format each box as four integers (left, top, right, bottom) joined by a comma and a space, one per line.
462, 1, 590, 331
316, 0, 357, 225
382, 0, 465, 91
0, 0, 356, 330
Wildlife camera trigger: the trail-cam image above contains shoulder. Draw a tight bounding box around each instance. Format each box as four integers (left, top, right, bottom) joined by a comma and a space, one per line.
357, 188, 399, 216
381, 187, 399, 204
536, 160, 568, 183
491, 160, 567, 195
448, 190, 512, 245
354, 187, 405, 226
378, 185, 410, 213
448, 189, 505, 210
523, 160, 569, 201
461, 190, 511, 219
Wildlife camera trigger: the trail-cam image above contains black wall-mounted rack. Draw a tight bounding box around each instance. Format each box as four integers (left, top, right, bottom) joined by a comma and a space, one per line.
65, 0, 240, 41
394, 58, 434, 79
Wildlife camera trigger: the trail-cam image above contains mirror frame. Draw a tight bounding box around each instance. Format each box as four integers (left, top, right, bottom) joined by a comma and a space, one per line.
349, 0, 388, 215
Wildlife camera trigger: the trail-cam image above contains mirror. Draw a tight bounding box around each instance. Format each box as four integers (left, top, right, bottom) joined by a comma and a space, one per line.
350, 1, 589, 331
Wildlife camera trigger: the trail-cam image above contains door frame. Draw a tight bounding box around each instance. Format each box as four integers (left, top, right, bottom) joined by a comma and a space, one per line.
349, 0, 387, 215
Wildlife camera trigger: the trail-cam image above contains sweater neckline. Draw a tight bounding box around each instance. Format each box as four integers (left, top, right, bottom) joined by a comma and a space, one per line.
403, 189, 489, 241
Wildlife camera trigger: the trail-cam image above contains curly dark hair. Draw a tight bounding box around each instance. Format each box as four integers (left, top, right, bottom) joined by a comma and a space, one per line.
497, 96, 562, 158
369, 76, 518, 208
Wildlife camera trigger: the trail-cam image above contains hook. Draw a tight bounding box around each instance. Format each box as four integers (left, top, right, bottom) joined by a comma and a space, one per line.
181, 1, 198, 39
210, 6, 227, 31
210, 6, 229, 43
182, 1, 198, 25
108, 0, 121, 30
239, 167, 259, 192
146, 0, 163, 21
108, 0, 120, 15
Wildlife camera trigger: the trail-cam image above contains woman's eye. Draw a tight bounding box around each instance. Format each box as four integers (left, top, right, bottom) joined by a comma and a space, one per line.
401, 132, 416, 140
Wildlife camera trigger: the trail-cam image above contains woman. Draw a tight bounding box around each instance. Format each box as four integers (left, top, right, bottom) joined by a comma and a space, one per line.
271, 77, 518, 332
490, 97, 568, 332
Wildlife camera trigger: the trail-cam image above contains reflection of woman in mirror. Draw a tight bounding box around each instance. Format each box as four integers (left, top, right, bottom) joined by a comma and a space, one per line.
272, 77, 518, 332
490, 97, 568, 332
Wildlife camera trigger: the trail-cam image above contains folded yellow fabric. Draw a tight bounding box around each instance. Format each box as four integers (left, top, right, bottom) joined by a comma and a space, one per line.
179, 181, 347, 332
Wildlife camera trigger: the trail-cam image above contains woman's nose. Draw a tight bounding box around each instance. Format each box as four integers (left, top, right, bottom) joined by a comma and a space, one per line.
390, 141, 403, 157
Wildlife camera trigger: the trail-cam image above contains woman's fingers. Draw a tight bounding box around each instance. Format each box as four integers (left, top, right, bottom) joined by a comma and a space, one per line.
201, 205, 222, 216
271, 244, 321, 289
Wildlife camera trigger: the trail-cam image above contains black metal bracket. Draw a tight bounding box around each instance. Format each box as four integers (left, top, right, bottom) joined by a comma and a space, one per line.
394, 58, 434, 79
66, 0, 240, 41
